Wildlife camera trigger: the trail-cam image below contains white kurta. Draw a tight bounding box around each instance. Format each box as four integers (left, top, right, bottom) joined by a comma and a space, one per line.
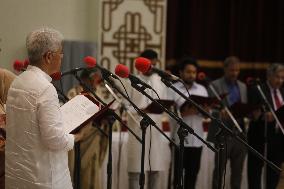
5, 66, 74, 189
126, 73, 171, 172
171, 82, 208, 147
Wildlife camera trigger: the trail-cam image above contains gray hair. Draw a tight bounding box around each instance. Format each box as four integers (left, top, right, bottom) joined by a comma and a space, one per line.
224, 56, 240, 68
267, 63, 284, 78
26, 27, 63, 64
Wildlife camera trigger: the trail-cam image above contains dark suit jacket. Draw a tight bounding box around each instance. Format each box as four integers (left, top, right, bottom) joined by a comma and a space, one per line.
247, 83, 284, 150
207, 77, 247, 143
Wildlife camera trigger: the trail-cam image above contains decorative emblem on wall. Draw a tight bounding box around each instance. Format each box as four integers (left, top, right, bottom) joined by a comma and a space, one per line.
98, 0, 167, 73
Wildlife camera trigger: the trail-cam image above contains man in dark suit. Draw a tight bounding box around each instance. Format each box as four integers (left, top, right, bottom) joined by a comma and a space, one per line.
247, 63, 284, 189
207, 56, 247, 189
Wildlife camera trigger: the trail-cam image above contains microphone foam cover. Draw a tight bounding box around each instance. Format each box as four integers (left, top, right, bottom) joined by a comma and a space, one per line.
197, 72, 206, 81
135, 57, 151, 73
84, 56, 97, 68
23, 58, 30, 68
50, 72, 61, 81
115, 64, 129, 78
13, 60, 24, 72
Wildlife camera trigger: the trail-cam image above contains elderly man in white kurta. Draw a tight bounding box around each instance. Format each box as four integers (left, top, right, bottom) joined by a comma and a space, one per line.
127, 50, 171, 189
5, 28, 83, 189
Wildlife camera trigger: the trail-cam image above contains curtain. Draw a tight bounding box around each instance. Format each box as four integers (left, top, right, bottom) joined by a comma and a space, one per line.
166, 0, 284, 62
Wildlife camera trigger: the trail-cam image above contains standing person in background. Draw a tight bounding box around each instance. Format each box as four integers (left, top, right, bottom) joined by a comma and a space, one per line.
247, 63, 284, 189
127, 49, 171, 189
5, 27, 86, 189
171, 57, 209, 189
67, 69, 109, 189
207, 56, 247, 189
0, 68, 16, 189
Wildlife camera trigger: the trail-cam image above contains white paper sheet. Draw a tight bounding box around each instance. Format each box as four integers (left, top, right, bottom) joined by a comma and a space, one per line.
60, 95, 99, 133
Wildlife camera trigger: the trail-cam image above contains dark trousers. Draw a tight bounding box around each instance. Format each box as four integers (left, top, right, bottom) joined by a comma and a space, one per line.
174, 146, 202, 189
247, 130, 283, 189
212, 136, 247, 189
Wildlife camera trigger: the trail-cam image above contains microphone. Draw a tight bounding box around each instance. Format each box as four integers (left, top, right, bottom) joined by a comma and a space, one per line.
61, 67, 86, 77
13, 60, 25, 72
114, 64, 153, 90
50, 72, 62, 80
197, 72, 211, 85
13, 58, 30, 72
135, 57, 180, 81
83, 56, 119, 80
197, 72, 206, 81
23, 58, 30, 68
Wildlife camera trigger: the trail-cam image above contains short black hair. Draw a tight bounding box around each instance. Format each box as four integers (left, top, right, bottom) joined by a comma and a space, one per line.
178, 57, 199, 71
140, 49, 158, 60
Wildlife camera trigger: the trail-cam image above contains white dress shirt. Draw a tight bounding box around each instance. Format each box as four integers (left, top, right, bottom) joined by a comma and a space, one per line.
171, 82, 208, 147
5, 65, 74, 189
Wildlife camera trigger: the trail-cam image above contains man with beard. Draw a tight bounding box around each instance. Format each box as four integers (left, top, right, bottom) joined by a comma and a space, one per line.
207, 56, 247, 189
171, 57, 209, 189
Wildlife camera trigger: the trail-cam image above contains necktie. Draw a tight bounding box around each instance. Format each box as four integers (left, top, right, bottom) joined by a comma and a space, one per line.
273, 89, 282, 110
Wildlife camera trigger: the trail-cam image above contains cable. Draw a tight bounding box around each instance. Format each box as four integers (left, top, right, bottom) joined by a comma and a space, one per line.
179, 79, 191, 98
153, 89, 161, 100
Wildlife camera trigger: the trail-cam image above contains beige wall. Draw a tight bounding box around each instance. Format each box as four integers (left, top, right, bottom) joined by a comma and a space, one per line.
0, 0, 99, 70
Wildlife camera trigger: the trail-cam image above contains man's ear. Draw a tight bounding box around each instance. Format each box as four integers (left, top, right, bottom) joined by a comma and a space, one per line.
44, 51, 52, 64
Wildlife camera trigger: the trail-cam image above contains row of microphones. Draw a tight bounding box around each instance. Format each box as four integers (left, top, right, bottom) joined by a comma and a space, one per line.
135, 57, 180, 81
114, 64, 153, 90
12, 56, 262, 88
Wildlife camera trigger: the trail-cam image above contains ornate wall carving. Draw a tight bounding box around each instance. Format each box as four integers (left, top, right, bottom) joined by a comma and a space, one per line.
98, 0, 167, 73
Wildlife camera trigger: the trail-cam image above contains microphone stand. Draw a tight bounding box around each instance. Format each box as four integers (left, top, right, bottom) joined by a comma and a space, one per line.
255, 84, 284, 188
102, 76, 178, 189
126, 77, 217, 189
208, 84, 243, 133
263, 104, 268, 189
256, 84, 284, 134
159, 77, 282, 189
207, 83, 244, 189
71, 72, 142, 189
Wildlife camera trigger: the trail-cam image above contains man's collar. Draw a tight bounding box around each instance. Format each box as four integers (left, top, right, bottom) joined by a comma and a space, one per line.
27, 65, 52, 83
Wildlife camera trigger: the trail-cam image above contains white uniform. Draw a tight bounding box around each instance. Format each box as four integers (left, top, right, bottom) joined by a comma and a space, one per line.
5, 66, 74, 189
127, 73, 171, 172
